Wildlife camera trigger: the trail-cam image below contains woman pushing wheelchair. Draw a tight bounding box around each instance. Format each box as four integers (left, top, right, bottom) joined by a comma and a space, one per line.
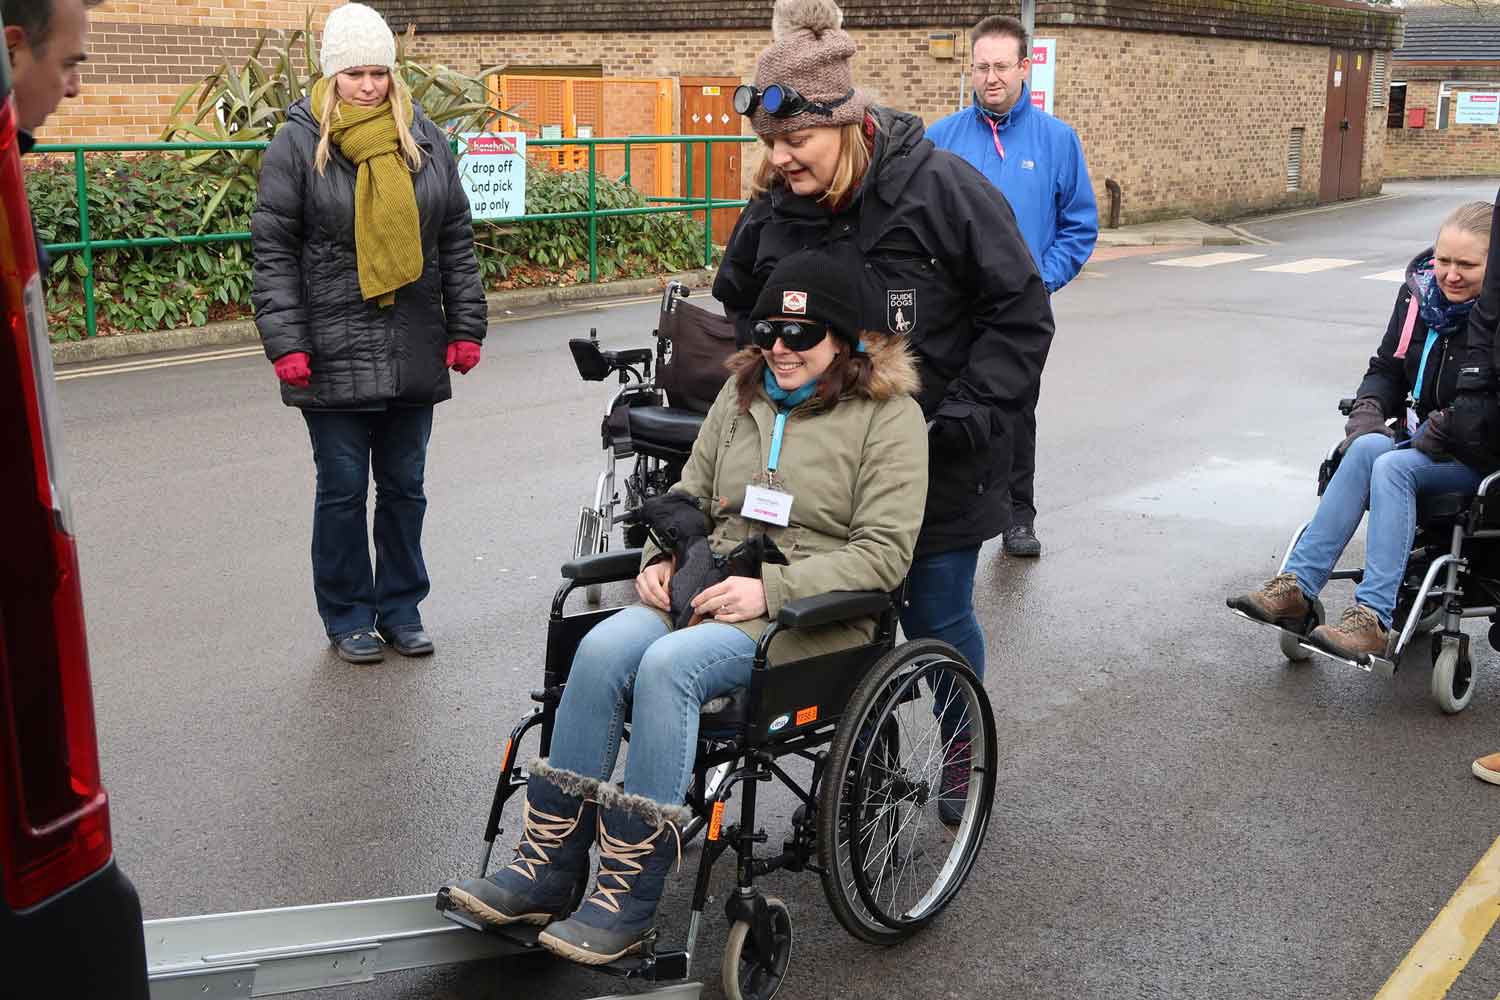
438, 246, 927, 965
1228, 201, 1493, 660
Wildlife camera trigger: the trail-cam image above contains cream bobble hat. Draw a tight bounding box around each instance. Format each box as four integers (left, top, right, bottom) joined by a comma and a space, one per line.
320, 2, 398, 78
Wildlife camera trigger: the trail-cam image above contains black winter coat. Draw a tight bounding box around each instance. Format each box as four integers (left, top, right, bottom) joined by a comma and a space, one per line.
1447, 193, 1500, 471
251, 97, 487, 410
714, 107, 1055, 555
1355, 249, 1470, 423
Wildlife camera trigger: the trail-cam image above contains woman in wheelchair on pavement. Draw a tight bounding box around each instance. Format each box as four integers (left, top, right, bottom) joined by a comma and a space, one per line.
1229, 201, 1493, 660
441, 247, 927, 965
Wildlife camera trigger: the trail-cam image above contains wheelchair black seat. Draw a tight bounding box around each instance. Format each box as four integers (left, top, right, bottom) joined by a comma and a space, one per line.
627, 405, 703, 453
1417, 492, 1473, 528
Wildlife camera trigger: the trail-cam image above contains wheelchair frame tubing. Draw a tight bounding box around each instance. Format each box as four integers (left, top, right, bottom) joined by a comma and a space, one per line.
480, 709, 544, 855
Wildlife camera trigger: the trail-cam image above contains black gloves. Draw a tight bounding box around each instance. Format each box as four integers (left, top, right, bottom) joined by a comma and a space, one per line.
928, 417, 974, 456
1413, 408, 1453, 460
1339, 397, 1392, 454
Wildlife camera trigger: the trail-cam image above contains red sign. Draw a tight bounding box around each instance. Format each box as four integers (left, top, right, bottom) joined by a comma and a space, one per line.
1030, 45, 1048, 65
466, 135, 519, 155
1031, 90, 1047, 109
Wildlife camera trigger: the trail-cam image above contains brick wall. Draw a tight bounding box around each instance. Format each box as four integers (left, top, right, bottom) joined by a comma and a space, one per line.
1385, 79, 1500, 179
40, 0, 343, 143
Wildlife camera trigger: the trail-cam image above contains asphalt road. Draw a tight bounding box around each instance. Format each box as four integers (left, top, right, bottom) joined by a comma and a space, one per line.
60, 178, 1500, 999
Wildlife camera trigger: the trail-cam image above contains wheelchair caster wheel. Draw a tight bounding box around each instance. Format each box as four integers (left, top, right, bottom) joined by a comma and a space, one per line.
1431, 639, 1474, 715
1279, 598, 1324, 663
722, 897, 792, 1000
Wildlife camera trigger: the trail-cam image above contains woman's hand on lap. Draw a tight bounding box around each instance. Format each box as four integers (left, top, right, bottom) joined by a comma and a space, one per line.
636, 558, 674, 612
691, 576, 768, 624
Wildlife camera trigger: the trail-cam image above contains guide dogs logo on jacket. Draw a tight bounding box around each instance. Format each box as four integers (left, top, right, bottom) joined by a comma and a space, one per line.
887, 289, 916, 334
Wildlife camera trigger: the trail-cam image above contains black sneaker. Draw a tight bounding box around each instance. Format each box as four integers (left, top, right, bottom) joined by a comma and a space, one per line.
332, 630, 384, 664
1003, 524, 1042, 558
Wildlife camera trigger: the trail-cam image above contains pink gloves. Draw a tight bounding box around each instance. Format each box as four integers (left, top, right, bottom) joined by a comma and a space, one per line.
447, 341, 481, 374
273, 352, 311, 388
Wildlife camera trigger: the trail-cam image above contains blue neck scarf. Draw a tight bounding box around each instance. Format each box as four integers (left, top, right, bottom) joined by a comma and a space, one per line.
1407, 253, 1475, 335
762, 367, 819, 410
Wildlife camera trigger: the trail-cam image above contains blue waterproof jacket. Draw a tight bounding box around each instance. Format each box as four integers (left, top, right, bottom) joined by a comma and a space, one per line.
926, 84, 1098, 292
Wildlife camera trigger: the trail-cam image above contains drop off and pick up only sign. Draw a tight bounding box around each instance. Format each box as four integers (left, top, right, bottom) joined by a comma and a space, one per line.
457, 132, 528, 221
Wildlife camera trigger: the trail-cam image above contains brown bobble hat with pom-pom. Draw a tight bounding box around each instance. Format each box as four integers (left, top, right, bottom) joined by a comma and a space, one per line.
751, 0, 870, 138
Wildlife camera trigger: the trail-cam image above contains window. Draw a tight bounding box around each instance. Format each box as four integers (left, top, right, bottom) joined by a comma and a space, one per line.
1387, 82, 1406, 129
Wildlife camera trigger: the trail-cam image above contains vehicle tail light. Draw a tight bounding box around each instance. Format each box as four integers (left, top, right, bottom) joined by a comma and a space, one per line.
0, 89, 113, 910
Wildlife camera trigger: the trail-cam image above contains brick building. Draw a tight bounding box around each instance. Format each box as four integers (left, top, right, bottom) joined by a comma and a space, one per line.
1384, 5, 1500, 180
53, 0, 1404, 225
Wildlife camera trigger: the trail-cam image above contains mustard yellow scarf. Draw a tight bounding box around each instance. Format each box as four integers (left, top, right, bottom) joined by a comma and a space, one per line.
312, 77, 422, 307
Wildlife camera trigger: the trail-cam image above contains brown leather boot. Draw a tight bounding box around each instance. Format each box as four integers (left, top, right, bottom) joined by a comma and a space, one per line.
1309, 605, 1389, 660
1226, 572, 1312, 631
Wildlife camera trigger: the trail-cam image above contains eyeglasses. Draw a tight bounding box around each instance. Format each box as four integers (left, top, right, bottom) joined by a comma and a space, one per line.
750, 319, 830, 352
972, 62, 1022, 79
734, 83, 855, 119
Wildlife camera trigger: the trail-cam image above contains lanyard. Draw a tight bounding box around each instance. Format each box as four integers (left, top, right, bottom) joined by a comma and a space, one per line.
767, 411, 789, 473
1412, 327, 1442, 407
986, 115, 1005, 160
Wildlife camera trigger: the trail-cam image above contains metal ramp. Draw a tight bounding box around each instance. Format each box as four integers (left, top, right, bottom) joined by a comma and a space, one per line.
144, 893, 703, 999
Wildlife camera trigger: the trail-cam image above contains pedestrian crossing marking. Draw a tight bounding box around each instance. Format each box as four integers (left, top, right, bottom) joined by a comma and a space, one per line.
1152, 252, 1266, 268
1374, 832, 1500, 999
1362, 269, 1407, 283
1254, 258, 1363, 274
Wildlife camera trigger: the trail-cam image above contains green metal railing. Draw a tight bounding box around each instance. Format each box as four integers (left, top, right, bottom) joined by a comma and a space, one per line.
37, 134, 755, 339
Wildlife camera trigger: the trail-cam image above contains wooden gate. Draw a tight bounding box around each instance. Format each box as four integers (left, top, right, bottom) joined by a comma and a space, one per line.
680, 77, 744, 245
1318, 49, 1371, 203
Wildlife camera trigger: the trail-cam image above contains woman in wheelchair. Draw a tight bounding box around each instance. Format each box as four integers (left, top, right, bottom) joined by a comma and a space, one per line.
441, 248, 928, 965
1229, 201, 1493, 660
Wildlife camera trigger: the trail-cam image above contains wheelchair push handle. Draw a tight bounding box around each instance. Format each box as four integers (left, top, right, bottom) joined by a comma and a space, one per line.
1338, 397, 1356, 417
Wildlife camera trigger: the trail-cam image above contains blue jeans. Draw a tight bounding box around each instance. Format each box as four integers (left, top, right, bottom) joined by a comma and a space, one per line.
547, 607, 756, 805
303, 405, 434, 639
901, 545, 985, 736
1285, 432, 1483, 628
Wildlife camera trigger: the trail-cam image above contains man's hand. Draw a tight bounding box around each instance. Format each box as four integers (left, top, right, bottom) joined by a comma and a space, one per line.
635, 558, 674, 612
690, 576, 768, 624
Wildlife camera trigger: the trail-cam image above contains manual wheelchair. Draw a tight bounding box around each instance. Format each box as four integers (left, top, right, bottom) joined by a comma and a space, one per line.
437, 548, 998, 1000
1248, 398, 1500, 714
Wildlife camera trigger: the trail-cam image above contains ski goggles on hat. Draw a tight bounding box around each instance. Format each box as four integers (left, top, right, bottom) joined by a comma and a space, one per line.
734, 83, 855, 119
750, 319, 831, 352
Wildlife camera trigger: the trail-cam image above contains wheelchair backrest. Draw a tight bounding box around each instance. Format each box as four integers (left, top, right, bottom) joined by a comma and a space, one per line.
654, 298, 738, 415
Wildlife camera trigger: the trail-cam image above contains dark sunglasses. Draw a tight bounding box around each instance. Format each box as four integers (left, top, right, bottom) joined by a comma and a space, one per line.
734, 83, 855, 119
751, 319, 830, 352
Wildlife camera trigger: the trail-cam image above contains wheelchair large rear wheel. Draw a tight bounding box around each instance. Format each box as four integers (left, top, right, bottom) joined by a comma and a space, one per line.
816, 639, 996, 944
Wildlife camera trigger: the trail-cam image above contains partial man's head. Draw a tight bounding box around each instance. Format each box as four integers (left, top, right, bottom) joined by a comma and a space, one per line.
3, 0, 101, 133
970, 15, 1030, 116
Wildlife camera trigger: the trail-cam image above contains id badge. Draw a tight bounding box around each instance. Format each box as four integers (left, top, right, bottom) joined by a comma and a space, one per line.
742, 484, 794, 527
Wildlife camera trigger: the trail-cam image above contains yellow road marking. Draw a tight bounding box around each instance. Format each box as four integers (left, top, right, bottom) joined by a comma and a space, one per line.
1375, 834, 1500, 999
54, 294, 672, 380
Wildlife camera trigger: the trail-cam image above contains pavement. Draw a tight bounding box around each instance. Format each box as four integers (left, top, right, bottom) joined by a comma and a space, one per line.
58, 176, 1500, 1000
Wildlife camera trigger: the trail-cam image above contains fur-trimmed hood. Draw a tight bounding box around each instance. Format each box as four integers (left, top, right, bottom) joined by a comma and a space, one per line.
726, 331, 921, 402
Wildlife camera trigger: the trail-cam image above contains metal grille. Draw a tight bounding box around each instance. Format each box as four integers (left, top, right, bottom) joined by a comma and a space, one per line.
1286, 127, 1305, 192
1370, 51, 1389, 108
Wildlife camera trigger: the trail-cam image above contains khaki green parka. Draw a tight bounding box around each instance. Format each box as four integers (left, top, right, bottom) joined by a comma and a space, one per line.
639, 333, 928, 665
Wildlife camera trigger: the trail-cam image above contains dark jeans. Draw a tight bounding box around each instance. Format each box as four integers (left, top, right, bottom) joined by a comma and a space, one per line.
303, 405, 434, 639
901, 545, 985, 737
1009, 378, 1039, 525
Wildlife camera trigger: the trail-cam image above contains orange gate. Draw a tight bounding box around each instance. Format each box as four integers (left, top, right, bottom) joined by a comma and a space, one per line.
491, 75, 674, 197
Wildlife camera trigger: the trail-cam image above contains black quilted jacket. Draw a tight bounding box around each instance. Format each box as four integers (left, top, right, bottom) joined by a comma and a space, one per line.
251, 97, 487, 410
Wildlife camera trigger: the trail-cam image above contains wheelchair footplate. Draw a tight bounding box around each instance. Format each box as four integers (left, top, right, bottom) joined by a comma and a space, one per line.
1227, 608, 1397, 679
435, 888, 691, 981
1296, 640, 1397, 679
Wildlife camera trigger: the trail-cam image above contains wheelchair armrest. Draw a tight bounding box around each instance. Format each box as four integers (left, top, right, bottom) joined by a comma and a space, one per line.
776, 591, 891, 630
562, 549, 645, 585
1478, 471, 1500, 499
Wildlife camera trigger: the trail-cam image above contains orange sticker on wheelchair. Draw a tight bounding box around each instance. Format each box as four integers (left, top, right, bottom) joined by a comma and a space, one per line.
500, 738, 513, 772
708, 801, 725, 841
795, 706, 818, 726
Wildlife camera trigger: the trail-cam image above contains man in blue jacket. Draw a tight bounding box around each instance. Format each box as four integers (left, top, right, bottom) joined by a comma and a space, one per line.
928, 14, 1098, 558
